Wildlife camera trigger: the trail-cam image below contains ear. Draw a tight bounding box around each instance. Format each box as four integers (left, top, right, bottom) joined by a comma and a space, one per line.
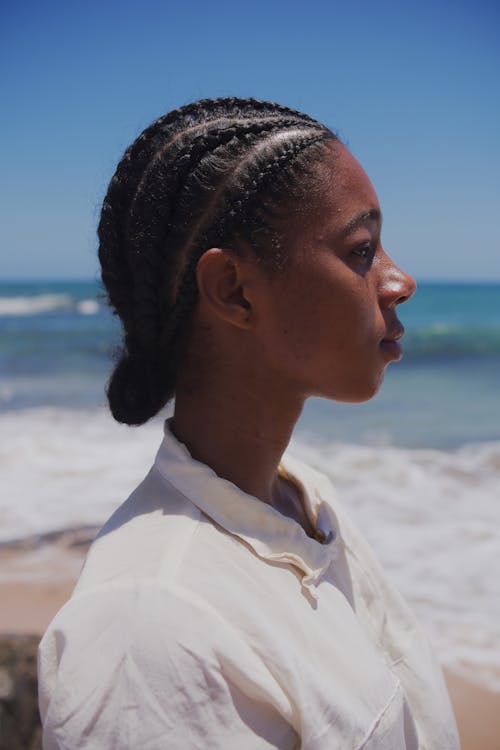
196, 248, 258, 330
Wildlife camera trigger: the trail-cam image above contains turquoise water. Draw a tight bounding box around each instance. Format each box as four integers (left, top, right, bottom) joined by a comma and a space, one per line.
0, 280, 498, 448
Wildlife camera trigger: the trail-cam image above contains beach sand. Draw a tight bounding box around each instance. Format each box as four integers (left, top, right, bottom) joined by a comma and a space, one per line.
1, 534, 498, 750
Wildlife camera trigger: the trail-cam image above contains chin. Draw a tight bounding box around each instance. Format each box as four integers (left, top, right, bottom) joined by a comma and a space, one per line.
325, 372, 386, 404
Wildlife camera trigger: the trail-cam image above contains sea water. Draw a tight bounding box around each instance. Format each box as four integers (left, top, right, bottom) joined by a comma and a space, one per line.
1, 279, 499, 689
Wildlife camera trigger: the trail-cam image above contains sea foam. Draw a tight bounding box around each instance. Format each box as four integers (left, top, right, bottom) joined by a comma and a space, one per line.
1, 406, 499, 689
0, 294, 100, 316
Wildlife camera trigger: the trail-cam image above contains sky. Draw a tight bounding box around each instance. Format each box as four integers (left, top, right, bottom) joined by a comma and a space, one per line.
1, 0, 499, 281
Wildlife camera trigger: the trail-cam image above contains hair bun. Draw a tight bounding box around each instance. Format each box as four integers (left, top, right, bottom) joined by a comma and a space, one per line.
106, 352, 167, 426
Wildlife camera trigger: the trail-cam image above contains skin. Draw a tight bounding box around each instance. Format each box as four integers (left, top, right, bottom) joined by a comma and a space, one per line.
172, 142, 416, 533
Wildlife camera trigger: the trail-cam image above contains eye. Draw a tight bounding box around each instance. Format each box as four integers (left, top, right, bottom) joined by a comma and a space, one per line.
351, 242, 375, 262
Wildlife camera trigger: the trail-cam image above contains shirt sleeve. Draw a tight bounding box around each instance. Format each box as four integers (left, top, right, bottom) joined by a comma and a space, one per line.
38, 584, 299, 750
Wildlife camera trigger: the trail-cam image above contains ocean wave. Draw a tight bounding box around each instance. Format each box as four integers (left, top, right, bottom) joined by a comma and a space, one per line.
405, 323, 500, 357
0, 294, 100, 316
76, 299, 100, 315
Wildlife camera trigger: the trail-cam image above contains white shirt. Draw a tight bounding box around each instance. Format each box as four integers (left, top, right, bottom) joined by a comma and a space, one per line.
38, 419, 459, 749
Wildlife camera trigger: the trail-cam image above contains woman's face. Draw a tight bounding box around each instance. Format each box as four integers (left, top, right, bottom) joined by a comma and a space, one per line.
251, 141, 416, 403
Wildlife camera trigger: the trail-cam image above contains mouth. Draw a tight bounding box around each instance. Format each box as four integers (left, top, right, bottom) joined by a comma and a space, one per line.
380, 324, 405, 360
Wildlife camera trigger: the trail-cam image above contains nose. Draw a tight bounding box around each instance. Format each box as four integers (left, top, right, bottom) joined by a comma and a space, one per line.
379, 253, 416, 308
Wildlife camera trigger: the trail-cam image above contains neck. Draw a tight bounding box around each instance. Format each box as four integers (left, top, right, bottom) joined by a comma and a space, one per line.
172, 369, 304, 506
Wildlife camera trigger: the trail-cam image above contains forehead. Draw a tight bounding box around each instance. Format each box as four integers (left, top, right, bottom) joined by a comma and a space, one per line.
314, 142, 380, 226
277, 141, 381, 256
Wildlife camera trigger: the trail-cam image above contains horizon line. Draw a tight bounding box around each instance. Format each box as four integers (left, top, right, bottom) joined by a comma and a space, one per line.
2, 276, 500, 285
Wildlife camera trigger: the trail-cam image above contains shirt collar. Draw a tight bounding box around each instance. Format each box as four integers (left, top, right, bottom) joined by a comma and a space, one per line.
154, 419, 340, 597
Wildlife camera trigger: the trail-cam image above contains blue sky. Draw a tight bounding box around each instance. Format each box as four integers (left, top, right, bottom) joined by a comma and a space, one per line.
1, 0, 499, 281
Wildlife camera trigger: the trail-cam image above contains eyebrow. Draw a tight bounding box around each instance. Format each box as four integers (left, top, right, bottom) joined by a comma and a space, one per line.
341, 208, 382, 236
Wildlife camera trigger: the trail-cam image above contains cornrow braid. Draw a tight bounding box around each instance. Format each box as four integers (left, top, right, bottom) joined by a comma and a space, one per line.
99, 97, 321, 320
98, 97, 337, 425
106, 117, 318, 354
157, 121, 324, 303
113, 127, 305, 352
168, 131, 330, 335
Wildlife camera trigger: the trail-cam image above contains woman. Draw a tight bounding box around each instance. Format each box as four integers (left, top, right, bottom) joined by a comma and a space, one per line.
38, 98, 459, 748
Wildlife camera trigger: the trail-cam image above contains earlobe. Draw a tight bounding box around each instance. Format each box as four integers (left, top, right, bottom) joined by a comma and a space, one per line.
196, 248, 254, 329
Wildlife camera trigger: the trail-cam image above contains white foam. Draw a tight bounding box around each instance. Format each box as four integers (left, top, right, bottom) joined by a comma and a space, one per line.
0, 294, 100, 316
76, 299, 100, 315
0, 384, 14, 405
0, 294, 73, 315
1, 406, 499, 690
0, 407, 162, 543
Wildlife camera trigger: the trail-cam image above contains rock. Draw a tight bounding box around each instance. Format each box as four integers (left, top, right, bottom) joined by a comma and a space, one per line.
0, 634, 41, 750
0, 668, 14, 701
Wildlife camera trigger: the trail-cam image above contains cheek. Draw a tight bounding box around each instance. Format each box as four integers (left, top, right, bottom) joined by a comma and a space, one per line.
255, 264, 380, 378
300, 280, 375, 354
260, 285, 346, 370
254, 287, 317, 370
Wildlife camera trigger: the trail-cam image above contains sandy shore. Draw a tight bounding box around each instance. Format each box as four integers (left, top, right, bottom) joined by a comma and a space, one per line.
445, 670, 500, 750
1, 533, 499, 749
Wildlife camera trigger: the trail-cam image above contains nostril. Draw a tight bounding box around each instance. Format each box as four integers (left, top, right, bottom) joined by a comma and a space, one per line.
395, 275, 417, 306
396, 289, 414, 305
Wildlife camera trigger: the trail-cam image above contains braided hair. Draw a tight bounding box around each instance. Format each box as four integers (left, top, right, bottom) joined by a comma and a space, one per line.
98, 97, 337, 425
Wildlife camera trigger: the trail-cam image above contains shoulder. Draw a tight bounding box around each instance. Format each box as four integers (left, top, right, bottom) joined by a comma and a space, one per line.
74, 465, 204, 593
38, 582, 296, 748
39, 581, 241, 676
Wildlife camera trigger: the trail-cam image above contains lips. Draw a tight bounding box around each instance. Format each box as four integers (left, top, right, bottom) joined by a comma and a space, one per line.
381, 323, 405, 344
380, 323, 405, 360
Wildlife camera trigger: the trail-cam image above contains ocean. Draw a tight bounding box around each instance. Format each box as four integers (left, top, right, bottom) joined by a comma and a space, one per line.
1, 279, 499, 689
